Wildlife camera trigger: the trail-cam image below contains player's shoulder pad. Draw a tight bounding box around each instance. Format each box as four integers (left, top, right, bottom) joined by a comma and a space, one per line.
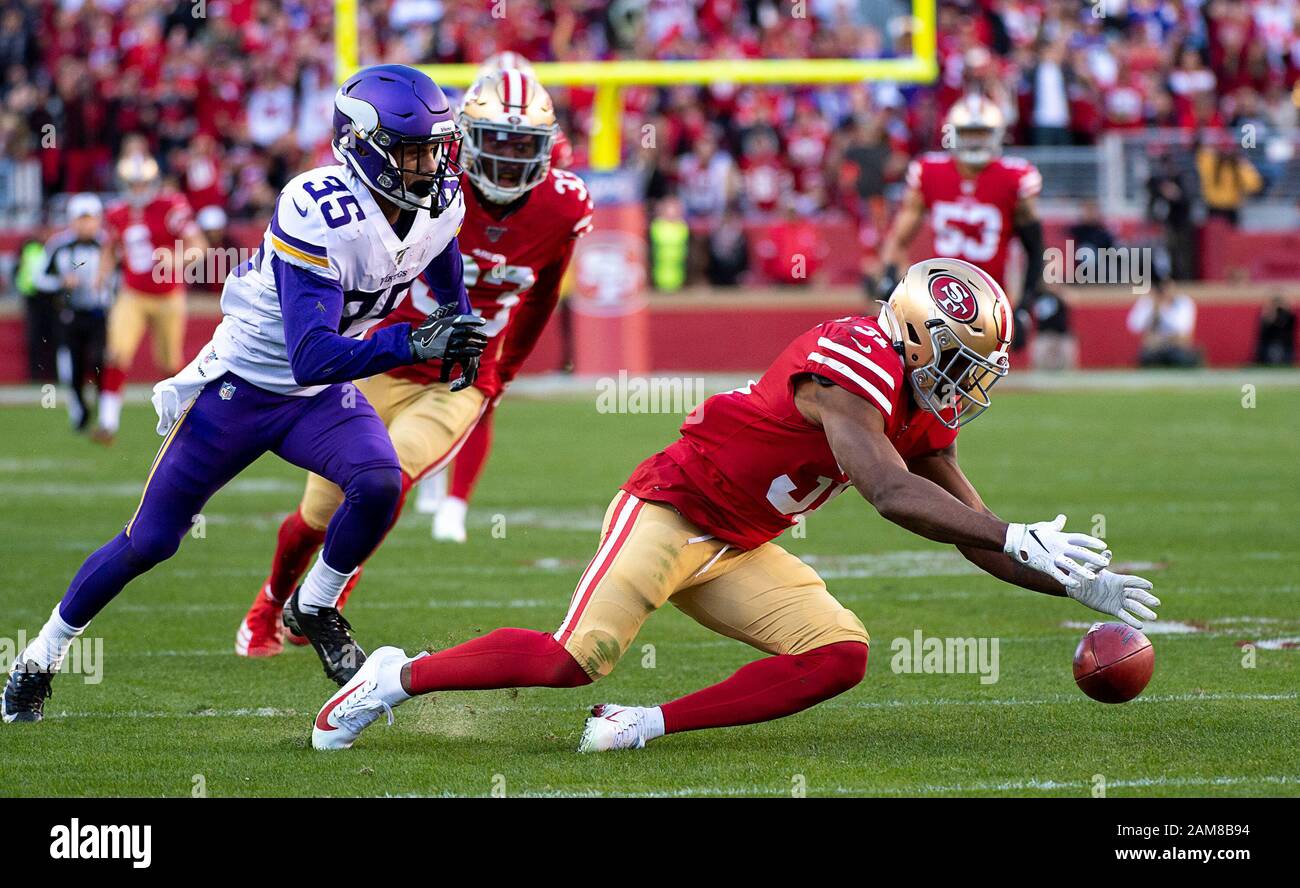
1000, 154, 1043, 198
804, 317, 905, 419
546, 168, 594, 238
269, 169, 341, 278
906, 152, 950, 189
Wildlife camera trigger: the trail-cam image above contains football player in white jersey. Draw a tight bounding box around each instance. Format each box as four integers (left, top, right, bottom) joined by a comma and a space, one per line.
3, 65, 489, 723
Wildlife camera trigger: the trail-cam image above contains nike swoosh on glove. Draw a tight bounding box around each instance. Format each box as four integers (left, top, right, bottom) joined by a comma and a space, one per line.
1004, 513, 1111, 591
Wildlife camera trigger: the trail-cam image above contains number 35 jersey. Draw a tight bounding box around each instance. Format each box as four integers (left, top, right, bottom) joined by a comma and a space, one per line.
906, 153, 1041, 286
379, 167, 594, 398
623, 316, 959, 550
213, 164, 465, 396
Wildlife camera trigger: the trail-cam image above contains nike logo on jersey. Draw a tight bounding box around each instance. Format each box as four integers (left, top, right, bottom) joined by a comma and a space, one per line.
293, 199, 309, 217
849, 336, 873, 354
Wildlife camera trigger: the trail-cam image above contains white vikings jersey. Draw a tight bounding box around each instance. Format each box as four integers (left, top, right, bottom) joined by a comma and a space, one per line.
212, 164, 465, 396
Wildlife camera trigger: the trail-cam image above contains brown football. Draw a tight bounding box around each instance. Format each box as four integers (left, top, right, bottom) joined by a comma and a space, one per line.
1072, 622, 1154, 703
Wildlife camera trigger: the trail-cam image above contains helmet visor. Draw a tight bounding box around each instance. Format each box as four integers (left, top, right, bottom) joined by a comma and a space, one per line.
462, 119, 555, 200
910, 320, 1009, 428
376, 128, 463, 212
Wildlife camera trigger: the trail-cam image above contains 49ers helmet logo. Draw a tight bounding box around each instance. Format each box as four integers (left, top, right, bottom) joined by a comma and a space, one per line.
929, 273, 979, 323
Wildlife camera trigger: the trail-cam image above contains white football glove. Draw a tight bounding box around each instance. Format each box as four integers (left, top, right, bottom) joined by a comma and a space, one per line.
1069, 569, 1160, 629
1004, 514, 1111, 591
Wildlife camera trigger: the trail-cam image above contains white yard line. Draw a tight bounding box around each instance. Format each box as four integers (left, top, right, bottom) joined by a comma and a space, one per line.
3, 368, 1299, 409
45, 690, 1295, 720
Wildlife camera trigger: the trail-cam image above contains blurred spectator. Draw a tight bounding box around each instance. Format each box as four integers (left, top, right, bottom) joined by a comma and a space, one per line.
195, 204, 232, 296
1127, 279, 1201, 367
649, 196, 689, 293
1146, 150, 1197, 280
677, 129, 739, 221
738, 128, 791, 217
1025, 290, 1077, 371
16, 235, 54, 380
1066, 200, 1115, 283
1028, 37, 1074, 145
1254, 296, 1296, 365
754, 202, 824, 286
705, 207, 749, 287
1196, 138, 1263, 226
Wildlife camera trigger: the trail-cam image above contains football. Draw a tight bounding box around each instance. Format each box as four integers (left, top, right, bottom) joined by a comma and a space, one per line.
1072, 623, 1155, 704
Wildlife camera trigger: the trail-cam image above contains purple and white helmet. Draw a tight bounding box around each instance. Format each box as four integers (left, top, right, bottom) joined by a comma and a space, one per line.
332, 64, 462, 216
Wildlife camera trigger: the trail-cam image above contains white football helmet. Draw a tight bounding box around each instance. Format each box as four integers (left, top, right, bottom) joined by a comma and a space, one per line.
944, 94, 1005, 168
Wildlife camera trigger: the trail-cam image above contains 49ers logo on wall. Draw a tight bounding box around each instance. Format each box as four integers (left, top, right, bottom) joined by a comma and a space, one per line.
929, 273, 979, 323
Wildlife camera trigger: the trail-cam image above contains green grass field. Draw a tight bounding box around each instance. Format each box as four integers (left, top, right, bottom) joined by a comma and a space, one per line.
1, 378, 1297, 797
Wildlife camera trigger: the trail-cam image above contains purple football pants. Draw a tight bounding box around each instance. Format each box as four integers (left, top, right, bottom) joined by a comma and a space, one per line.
58, 373, 401, 627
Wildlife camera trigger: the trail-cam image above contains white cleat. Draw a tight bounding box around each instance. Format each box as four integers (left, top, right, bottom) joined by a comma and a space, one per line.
432, 496, 468, 544
311, 645, 409, 750
578, 703, 657, 753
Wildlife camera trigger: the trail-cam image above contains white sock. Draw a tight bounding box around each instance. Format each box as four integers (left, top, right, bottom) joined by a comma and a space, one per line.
99, 391, 123, 432
21, 606, 85, 672
298, 555, 355, 613
415, 472, 446, 514
66, 391, 85, 429
643, 706, 666, 742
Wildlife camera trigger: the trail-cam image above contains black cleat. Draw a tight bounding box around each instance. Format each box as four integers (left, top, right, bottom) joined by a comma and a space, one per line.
3, 661, 54, 723
283, 587, 367, 686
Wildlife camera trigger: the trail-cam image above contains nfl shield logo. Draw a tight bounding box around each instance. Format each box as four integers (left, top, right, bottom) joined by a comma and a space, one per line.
219, 381, 236, 401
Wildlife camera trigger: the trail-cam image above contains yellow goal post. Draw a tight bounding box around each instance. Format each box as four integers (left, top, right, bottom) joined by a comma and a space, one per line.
334, 0, 937, 170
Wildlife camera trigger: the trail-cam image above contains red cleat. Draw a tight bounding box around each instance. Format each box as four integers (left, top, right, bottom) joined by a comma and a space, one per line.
236, 583, 286, 657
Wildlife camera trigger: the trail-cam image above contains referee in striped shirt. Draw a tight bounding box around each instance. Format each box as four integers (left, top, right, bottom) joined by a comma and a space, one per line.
39, 194, 115, 433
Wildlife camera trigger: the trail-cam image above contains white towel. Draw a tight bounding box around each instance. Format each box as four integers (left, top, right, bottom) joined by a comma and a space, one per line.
151, 341, 226, 436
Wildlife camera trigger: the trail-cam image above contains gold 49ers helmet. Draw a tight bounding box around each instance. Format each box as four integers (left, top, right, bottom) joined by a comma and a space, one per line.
879, 257, 1013, 429
459, 68, 558, 204
945, 93, 1005, 168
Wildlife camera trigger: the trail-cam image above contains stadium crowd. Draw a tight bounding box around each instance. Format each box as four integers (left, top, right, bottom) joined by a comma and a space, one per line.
3, 0, 1300, 228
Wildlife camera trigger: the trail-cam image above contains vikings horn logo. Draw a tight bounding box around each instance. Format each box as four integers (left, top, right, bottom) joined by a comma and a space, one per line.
929, 273, 979, 323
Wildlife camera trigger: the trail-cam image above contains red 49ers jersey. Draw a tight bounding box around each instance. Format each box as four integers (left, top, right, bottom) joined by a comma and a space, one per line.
623, 316, 958, 550
383, 167, 593, 397
104, 193, 196, 295
906, 153, 1042, 285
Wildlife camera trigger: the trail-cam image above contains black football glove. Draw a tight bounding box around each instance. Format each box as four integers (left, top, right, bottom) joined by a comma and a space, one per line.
877, 263, 901, 300
410, 304, 487, 392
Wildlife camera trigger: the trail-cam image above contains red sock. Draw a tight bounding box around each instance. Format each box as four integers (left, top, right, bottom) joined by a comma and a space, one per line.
406, 628, 591, 694
449, 410, 492, 501
266, 510, 326, 603
101, 365, 126, 394
660, 641, 868, 734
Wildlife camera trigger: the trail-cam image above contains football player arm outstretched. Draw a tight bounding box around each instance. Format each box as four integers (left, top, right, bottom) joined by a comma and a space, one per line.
795, 375, 1111, 592
907, 443, 1161, 628
275, 255, 485, 388
876, 186, 926, 295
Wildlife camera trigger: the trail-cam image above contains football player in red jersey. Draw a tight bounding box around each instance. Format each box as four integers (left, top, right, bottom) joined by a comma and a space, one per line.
94, 142, 206, 445
418, 52, 575, 543
235, 68, 593, 659
309, 257, 1161, 752
878, 94, 1044, 310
